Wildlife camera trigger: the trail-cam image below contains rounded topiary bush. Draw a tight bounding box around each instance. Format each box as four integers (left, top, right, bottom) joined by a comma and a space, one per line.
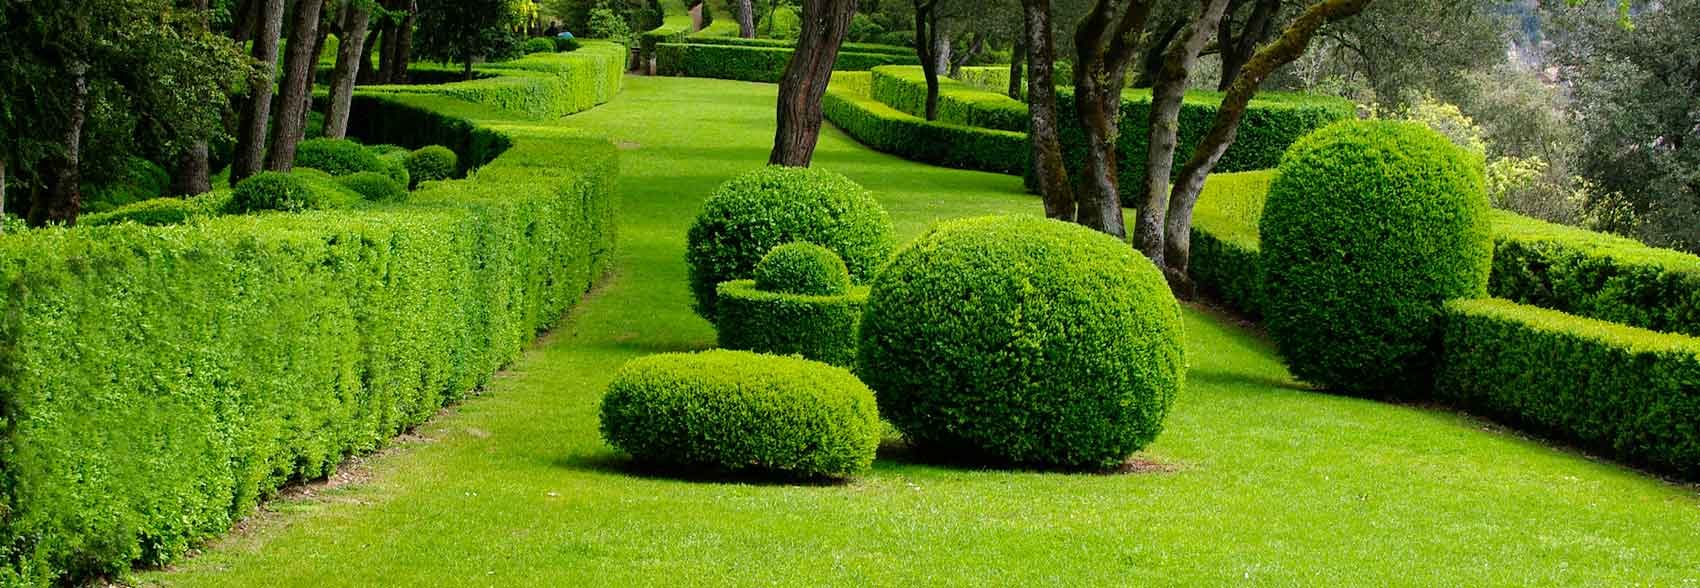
599, 350, 881, 478
295, 138, 384, 177
753, 242, 851, 296
858, 215, 1186, 470
686, 166, 895, 323
79, 198, 198, 227
405, 145, 458, 188
523, 37, 557, 54
1259, 120, 1492, 398
227, 172, 323, 214
337, 171, 408, 202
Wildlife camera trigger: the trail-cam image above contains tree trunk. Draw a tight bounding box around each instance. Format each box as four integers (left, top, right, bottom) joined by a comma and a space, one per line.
1008, 37, 1025, 100
358, 26, 383, 84
769, 0, 858, 167
392, 1, 416, 83
233, 0, 261, 42
1133, 0, 1229, 264
266, 0, 326, 172
1023, 0, 1073, 221
326, 1, 372, 139
1131, 20, 1182, 88
1216, 0, 1279, 91
912, 1, 941, 121
1164, 0, 1372, 294
37, 62, 89, 227
931, 19, 951, 75
736, 0, 756, 38
463, 59, 474, 81
948, 33, 983, 78
1, 159, 7, 234
377, 9, 399, 83
1069, 0, 1159, 239
231, 0, 288, 185
175, 0, 215, 195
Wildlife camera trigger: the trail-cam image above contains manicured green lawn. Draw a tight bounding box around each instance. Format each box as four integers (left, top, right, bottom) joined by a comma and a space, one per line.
140, 76, 1700, 587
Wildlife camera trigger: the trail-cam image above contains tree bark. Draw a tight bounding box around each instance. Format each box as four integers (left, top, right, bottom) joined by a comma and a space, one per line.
1130, 20, 1182, 88
1, 159, 7, 233
358, 25, 383, 84
912, 0, 941, 121
392, 1, 416, 83
1163, 0, 1372, 294
931, 19, 951, 75
1069, 0, 1158, 239
233, 0, 261, 42
1216, 0, 1279, 91
948, 33, 982, 78
231, 0, 288, 185
175, 0, 215, 195
326, 0, 372, 139
377, 4, 400, 83
1008, 37, 1025, 100
1133, 0, 1230, 264
266, 0, 326, 172
769, 0, 858, 167
736, 0, 756, 38
37, 61, 89, 227
1023, 0, 1073, 221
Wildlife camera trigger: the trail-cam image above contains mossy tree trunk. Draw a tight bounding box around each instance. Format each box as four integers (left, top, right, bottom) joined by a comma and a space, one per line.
769, 0, 857, 167
1068, 0, 1163, 239
326, 0, 373, 139
1132, 0, 1229, 265
1022, 0, 1073, 222
231, 0, 287, 185
266, 0, 326, 172
1216, 0, 1281, 91
910, 0, 942, 121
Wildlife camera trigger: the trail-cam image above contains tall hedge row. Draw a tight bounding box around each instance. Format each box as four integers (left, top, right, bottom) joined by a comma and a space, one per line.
0, 49, 623, 587
655, 43, 918, 83
822, 73, 1027, 174
869, 66, 1028, 132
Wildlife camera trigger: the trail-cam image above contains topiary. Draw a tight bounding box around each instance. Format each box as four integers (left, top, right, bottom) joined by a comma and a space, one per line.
1259, 120, 1492, 398
686, 166, 895, 323
752, 242, 852, 296
78, 198, 198, 228
294, 138, 384, 177
599, 350, 881, 478
405, 145, 458, 188
227, 171, 359, 214
858, 215, 1186, 470
523, 37, 557, 54
336, 172, 408, 202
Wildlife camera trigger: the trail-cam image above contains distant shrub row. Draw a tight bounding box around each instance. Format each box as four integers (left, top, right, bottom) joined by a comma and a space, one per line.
822, 72, 1026, 175
869, 66, 1027, 132
369, 41, 627, 120
655, 42, 918, 83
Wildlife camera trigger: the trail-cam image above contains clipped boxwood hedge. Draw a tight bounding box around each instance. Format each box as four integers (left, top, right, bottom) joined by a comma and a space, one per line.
295, 137, 386, 176
1260, 120, 1492, 398
639, 16, 692, 63
655, 42, 919, 83
869, 66, 1027, 132
599, 350, 881, 478
1439, 298, 1700, 478
859, 215, 1186, 470
823, 73, 1027, 175
678, 35, 913, 57
365, 41, 627, 120
716, 281, 869, 368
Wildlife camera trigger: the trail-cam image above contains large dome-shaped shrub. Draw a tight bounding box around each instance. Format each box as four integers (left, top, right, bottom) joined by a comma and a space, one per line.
599, 350, 881, 478
1259, 120, 1492, 398
858, 215, 1186, 470
686, 166, 895, 323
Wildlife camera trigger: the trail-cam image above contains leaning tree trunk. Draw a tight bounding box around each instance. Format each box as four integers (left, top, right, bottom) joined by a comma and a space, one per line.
174, 0, 215, 195
37, 61, 89, 227
326, 1, 373, 139
266, 0, 326, 172
769, 0, 858, 167
735, 0, 756, 38
1069, 0, 1161, 239
1216, 0, 1279, 91
358, 26, 383, 84
1133, 0, 1229, 265
392, 1, 416, 82
948, 33, 983, 79
1163, 0, 1373, 294
912, 0, 942, 121
231, 0, 288, 185
1023, 0, 1073, 221
1008, 37, 1025, 100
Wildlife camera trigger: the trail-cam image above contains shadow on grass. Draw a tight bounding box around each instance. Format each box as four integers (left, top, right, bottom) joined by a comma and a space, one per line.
554, 451, 853, 487
1187, 368, 1315, 394
874, 437, 1185, 476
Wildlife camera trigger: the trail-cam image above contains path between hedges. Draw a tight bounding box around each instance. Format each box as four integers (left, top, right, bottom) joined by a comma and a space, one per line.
143, 76, 1700, 587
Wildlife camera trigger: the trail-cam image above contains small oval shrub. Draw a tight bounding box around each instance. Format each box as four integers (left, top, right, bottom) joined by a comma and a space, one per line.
227, 172, 321, 214
858, 215, 1186, 470
336, 172, 408, 202
1260, 120, 1492, 398
79, 198, 198, 228
752, 242, 851, 296
295, 138, 384, 177
686, 166, 896, 322
717, 281, 868, 367
599, 350, 881, 478
523, 37, 557, 54
405, 145, 458, 188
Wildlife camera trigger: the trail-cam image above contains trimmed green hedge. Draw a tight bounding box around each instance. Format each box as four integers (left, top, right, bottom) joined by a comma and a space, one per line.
639, 16, 692, 63
599, 350, 881, 478
0, 47, 623, 587
365, 41, 627, 120
655, 43, 919, 83
869, 66, 1027, 132
678, 35, 912, 56
716, 281, 868, 368
823, 73, 1027, 175
1047, 87, 1354, 206
1187, 171, 1272, 318
1439, 299, 1700, 478
78, 195, 227, 228
690, 19, 739, 38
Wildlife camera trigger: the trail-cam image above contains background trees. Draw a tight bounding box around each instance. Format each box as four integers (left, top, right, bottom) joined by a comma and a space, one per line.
414, 0, 524, 80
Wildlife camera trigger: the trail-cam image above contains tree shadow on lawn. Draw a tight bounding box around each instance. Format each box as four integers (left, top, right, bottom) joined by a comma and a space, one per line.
554, 451, 855, 487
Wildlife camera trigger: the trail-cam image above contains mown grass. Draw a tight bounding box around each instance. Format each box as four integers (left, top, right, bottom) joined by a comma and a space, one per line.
140, 76, 1700, 587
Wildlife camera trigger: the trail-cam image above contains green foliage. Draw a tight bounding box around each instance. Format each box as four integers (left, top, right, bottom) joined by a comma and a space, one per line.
869, 66, 1026, 132
587, 7, 634, 46
82, 156, 171, 213
686, 166, 895, 323
524, 37, 558, 53
751, 242, 851, 296
822, 73, 1026, 175
674, 35, 914, 56
556, 35, 583, 51
406, 146, 460, 187
1260, 121, 1492, 398
295, 138, 386, 177
655, 43, 919, 83
77, 197, 199, 227
638, 17, 691, 62
227, 171, 357, 214
716, 281, 868, 368
1187, 171, 1274, 319
858, 215, 1186, 469
337, 171, 409, 202
373, 43, 629, 120
413, 0, 524, 70
1439, 298, 1700, 478
756, 4, 799, 40
598, 350, 881, 477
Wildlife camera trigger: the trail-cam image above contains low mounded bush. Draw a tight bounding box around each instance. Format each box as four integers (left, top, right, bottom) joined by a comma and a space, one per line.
686, 166, 895, 323
405, 145, 459, 188
1260, 120, 1492, 398
524, 37, 557, 54
599, 350, 881, 478
858, 215, 1187, 470
78, 197, 199, 228
295, 138, 385, 177
227, 171, 357, 214
752, 242, 851, 296
337, 171, 408, 202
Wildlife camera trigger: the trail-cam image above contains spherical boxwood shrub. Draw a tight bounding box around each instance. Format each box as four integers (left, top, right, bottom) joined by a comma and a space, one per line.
599, 350, 881, 478
523, 37, 557, 54
336, 171, 408, 202
295, 138, 384, 177
858, 215, 1186, 470
227, 172, 324, 214
686, 166, 896, 323
1259, 120, 1492, 398
753, 242, 852, 296
405, 145, 458, 188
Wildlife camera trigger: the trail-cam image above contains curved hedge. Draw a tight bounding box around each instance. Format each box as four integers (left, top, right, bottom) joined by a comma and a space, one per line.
1261, 120, 1492, 398
686, 166, 895, 322
678, 35, 912, 57
870, 66, 1027, 132
367, 42, 627, 120
858, 215, 1186, 470
0, 44, 624, 586
599, 350, 881, 478
823, 73, 1027, 175
656, 42, 919, 83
